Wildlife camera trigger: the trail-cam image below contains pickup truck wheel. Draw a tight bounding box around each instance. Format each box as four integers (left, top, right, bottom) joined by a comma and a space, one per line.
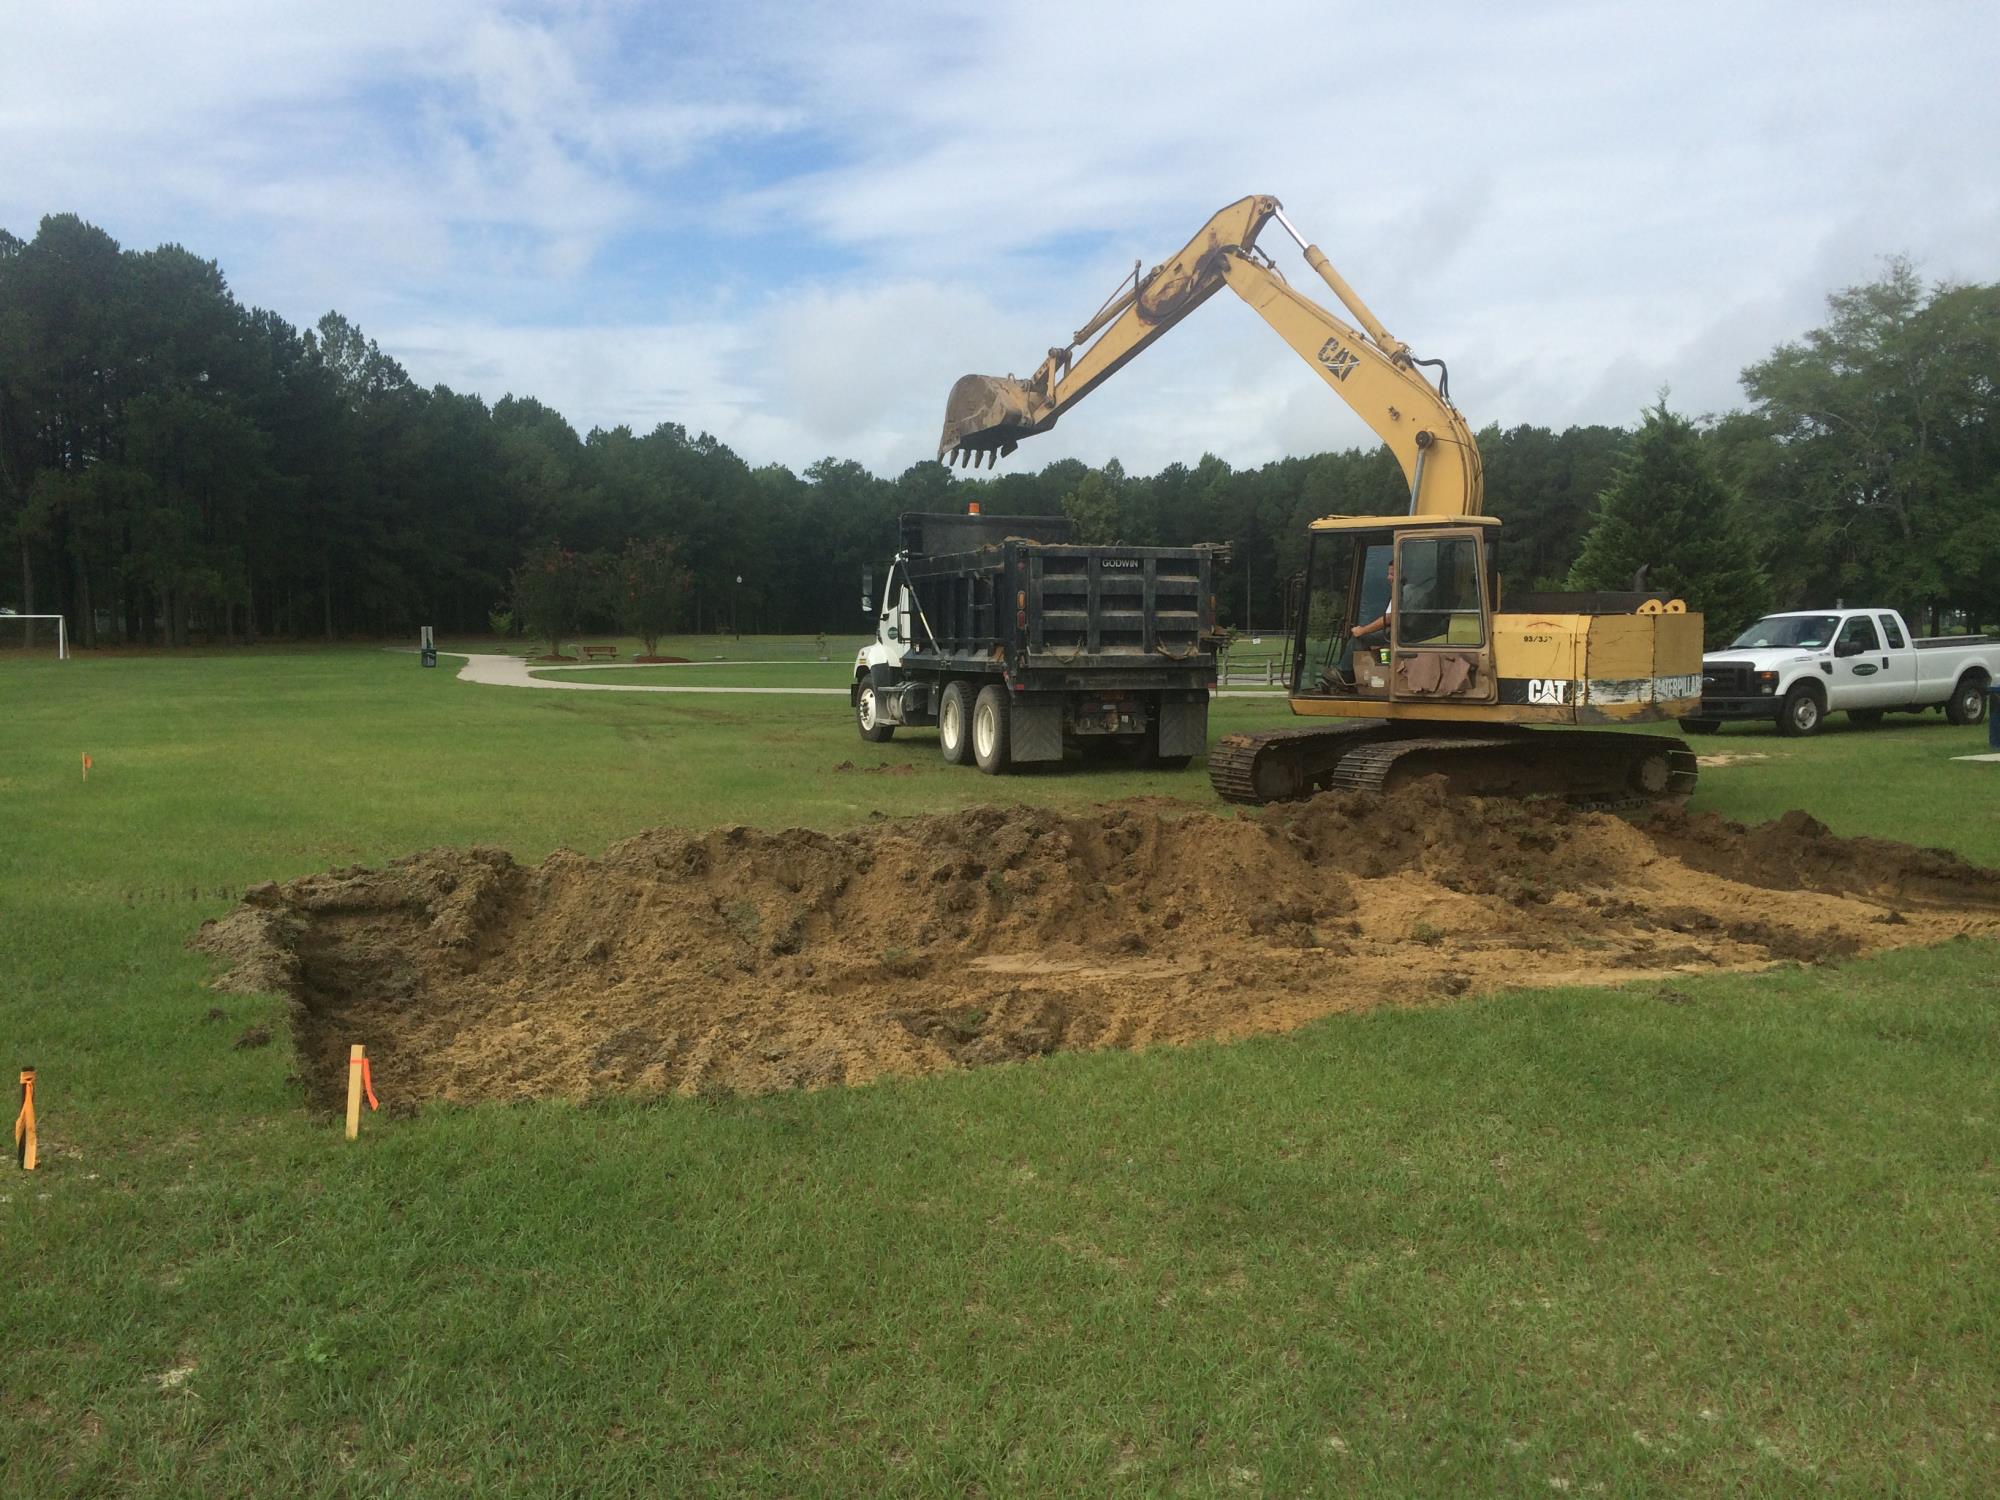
937, 681, 974, 764
972, 685, 1011, 774
1945, 675, 1990, 726
855, 683, 895, 742
1678, 718, 1722, 736
1847, 709, 1884, 726
1777, 684, 1824, 738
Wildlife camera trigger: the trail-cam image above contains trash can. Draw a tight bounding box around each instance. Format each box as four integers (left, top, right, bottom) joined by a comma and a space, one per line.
1989, 685, 1999, 750
420, 646, 438, 669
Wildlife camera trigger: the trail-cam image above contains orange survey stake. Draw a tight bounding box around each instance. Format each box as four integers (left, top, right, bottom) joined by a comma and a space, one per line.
344, 1045, 378, 1139
14, 1068, 35, 1171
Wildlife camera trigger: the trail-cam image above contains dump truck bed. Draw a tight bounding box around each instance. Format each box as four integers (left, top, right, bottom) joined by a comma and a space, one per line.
895, 513, 1221, 690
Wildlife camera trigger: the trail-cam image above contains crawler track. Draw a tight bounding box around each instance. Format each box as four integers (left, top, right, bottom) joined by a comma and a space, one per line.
1210, 724, 1699, 808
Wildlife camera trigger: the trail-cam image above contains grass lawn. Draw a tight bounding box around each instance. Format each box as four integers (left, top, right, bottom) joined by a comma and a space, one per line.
2, 647, 1996, 1496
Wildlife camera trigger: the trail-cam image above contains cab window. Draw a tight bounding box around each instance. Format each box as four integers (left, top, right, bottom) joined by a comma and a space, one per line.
1878, 614, 1906, 649
1837, 615, 1881, 654
1295, 536, 1395, 693
1295, 533, 1355, 691
1395, 535, 1485, 647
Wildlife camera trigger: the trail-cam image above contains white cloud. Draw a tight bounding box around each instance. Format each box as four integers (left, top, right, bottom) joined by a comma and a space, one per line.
5, 1, 1998, 478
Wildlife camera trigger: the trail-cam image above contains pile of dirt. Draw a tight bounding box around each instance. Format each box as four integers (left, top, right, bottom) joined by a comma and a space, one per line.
193, 784, 2000, 1110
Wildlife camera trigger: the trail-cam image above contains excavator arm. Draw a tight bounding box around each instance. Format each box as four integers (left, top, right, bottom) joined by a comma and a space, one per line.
939, 194, 1482, 517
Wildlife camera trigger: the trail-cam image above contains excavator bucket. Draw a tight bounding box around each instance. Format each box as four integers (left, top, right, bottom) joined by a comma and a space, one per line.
937, 374, 1039, 467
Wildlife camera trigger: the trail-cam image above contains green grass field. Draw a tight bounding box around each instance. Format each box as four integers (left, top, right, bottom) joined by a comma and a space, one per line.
2, 648, 1997, 1496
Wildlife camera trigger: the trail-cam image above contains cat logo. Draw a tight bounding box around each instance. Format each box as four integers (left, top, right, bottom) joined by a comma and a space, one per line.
1316, 337, 1359, 382
1527, 678, 1570, 706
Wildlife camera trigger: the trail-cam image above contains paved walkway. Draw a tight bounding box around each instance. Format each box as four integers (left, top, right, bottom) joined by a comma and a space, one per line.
448, 653, 848, 695
436, 651, 1288, 699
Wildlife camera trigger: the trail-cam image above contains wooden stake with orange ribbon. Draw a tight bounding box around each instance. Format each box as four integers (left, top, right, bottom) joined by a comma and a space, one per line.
14, 1068, 35, 1171
344, 1045, 378, 1140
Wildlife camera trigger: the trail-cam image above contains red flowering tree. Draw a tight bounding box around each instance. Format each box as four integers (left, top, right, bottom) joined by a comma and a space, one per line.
510, 544, 594, 659
616, 537, 689, 659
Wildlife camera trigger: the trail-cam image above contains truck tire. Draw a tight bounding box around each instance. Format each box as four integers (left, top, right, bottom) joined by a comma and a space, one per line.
1945, 674, 1990, 726
938, 680, 974, 764
972, 685, 1011, 774
1776, 683, 1824, 738
1678, 718, 1722, 736
1132, 717, 1192, 771
855, 682, 895, 742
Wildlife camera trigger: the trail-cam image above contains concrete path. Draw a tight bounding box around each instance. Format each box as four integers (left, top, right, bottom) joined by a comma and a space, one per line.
448, 653, 847, 695
437, 651, 1289, 699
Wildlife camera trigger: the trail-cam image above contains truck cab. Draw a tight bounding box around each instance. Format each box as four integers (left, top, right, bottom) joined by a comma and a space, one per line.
1688, 608, 1996, 736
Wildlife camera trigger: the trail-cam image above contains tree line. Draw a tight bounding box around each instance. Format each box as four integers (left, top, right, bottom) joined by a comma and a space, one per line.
3, 212, 1994, 649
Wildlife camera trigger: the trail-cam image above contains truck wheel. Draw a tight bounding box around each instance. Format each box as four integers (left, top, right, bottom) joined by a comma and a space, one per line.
1945, 674, 1990, 726
855, 683, 895, 742
1131, 718, 1192, 771
1847, 709, 1884, 726
972, 685, 1011, 774
1776, 684, 1824, 738
938, 681, 974, 764
1678, 718, 1722, 736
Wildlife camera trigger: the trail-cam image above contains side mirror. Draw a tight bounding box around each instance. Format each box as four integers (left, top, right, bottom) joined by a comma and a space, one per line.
1834, 638, 1864, 658
861, 596, 872, 615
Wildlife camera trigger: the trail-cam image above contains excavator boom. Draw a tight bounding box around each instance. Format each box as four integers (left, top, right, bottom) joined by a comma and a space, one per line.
938, 195, 1482, 517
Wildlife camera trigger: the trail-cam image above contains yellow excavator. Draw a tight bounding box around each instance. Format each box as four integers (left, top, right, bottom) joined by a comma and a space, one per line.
939, 194, 1704, 805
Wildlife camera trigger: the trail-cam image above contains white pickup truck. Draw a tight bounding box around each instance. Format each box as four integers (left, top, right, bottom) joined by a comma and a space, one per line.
1684, 608, 1997, 736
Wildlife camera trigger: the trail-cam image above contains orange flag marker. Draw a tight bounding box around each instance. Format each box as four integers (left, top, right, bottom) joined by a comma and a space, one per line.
345, 1046, 378, 1139
81, 752, 93, 780
14, 1068, 35, 1171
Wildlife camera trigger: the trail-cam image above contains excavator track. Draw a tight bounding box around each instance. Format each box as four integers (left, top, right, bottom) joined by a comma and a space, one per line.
1209, 724, 1698, 809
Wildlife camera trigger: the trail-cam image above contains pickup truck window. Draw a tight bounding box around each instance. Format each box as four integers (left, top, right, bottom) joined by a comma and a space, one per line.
1837, 616, 1882, 653
1729, 615, 1838, 649
1879, 614, 1906, 649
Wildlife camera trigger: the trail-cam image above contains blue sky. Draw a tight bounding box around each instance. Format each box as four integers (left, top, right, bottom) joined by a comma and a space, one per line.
5, 1, 1998, 476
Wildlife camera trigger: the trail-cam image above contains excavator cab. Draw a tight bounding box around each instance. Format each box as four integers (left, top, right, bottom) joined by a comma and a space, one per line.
1292, 516, 1499, 707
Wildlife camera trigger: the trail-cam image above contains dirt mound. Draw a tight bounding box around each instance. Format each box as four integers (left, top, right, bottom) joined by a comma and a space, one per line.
194, 785, 2000, 1110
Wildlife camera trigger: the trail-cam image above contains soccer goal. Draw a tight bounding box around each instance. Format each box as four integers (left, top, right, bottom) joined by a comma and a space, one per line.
0, 614, 69, 659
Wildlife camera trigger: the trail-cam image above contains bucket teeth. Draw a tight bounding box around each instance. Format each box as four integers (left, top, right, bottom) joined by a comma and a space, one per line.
938, 374, 1039, 466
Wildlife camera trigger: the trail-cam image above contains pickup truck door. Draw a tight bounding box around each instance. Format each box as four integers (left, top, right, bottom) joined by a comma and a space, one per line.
1832, 614, 1890, 706
1871, 613, 1917, 707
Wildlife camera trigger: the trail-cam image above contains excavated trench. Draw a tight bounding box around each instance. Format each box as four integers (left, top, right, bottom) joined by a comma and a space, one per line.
193, 784, 2000, 1110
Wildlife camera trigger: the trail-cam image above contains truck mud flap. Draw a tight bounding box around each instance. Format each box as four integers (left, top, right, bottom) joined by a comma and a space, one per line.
1158, 698, 1209, 759
1011, 701, 1063, 762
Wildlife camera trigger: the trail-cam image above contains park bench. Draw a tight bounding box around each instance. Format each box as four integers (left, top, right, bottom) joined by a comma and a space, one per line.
579, 644, 619, 661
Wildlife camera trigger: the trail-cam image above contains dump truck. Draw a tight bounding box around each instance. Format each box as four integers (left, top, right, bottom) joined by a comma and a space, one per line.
851, 509, 1225, 773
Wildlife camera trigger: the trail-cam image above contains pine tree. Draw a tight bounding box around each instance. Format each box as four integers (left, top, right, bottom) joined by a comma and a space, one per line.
1567, 400, 1768, 644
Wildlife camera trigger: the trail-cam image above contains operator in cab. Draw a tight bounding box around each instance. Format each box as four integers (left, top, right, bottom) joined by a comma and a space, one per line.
1322, 561, 1394, 694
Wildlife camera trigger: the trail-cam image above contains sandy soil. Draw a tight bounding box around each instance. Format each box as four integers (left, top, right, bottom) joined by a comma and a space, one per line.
193, 784, 2000, 1110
